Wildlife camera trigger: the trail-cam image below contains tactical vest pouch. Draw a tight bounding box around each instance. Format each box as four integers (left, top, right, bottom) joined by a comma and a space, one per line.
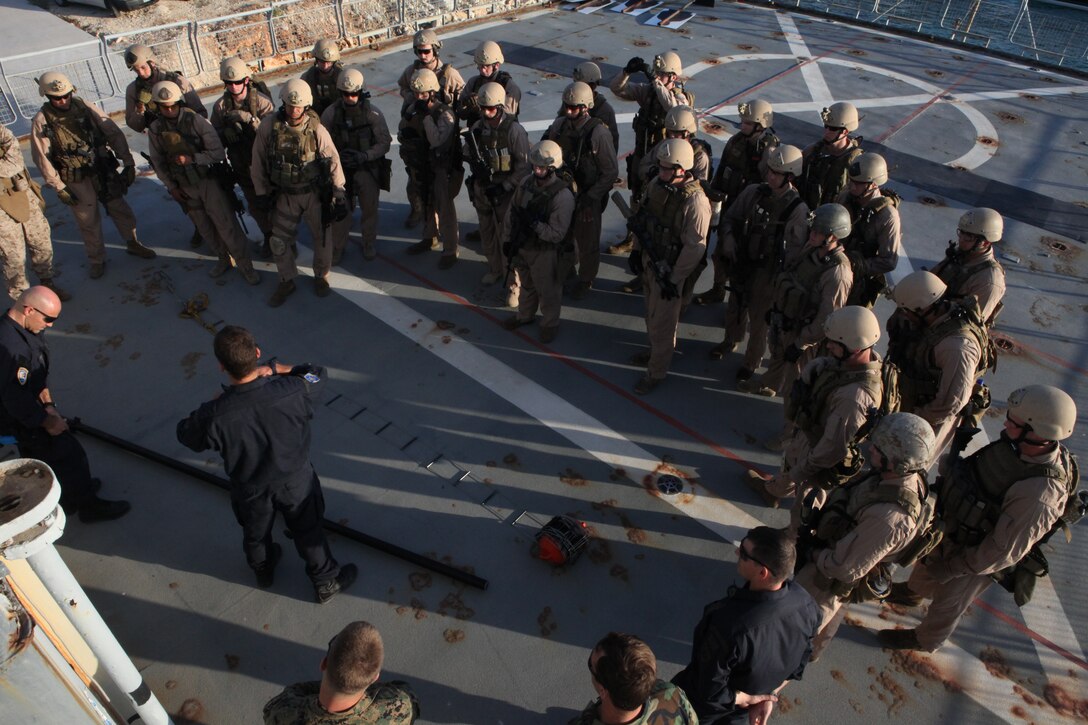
847, 562, 893, 603
811, 444, 864, 491
895, 493, 943, 568
137, 88, 153, 105
371, 157, 392, 192
993, 547, 1048, 606
0, 175, 31, 223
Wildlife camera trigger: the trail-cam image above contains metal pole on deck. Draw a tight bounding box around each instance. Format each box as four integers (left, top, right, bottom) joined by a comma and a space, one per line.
0, 459, 174, 725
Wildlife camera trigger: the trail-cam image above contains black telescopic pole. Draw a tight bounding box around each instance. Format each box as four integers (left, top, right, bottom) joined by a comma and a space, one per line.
69, 418, 489, 590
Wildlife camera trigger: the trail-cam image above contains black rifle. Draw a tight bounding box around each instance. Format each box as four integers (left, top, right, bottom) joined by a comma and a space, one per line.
464, 126, 493, 207
210, 161, 249, 235
610, 191, 678, 299
502, 203, 546, 288
315, 156, 348, 230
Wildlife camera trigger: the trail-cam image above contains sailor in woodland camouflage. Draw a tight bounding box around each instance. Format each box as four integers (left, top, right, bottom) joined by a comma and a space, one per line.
694, 99, 779, 307
211, 57, 277, 258
464, 81, 530, 306
746, 306, 885, 535
885, 270, 995, 466
627, 139, 710, 395
880, 385, 1085, 653
300, 39, 346, 117
501, 140, 576, 344
263, 621, 418, 724
458, 40, 521, 128
0, 124, 67, 302
795, 412, 936, 661
30, 72, 155, 280
399, 69, 463, 269
571, 631, 697, 725
251, 79, 348, 306
147, 81, 259, 285
542, 81, 618, 299
836, 152, 901, 308
396, 29, 465, 229
740, 203, 853, 402
321, 67, 392, 263
712, 144, 808, 377
797, 102, 863, 212
929, 207, 1007, 326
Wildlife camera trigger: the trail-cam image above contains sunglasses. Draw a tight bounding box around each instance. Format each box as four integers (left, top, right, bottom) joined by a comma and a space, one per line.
225, 79, 246, 87
30, 306, 57, 323
736, 542, 773, 575
415, 47, 434, 55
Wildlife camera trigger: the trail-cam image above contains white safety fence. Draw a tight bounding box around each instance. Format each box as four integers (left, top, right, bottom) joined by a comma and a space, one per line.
0, 0, 539, 128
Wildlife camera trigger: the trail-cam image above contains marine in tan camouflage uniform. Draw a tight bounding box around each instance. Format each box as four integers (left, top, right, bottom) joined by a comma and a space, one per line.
835, 152, 901, 308
929, 207, 1007, 325
0, 124, 67, 301
263, 621, 418, 724
797, 102, 863, 211
31, 72, 155, 280
300, 39, 345, 117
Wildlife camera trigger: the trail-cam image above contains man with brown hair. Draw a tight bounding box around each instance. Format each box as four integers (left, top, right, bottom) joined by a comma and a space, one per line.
176, 325, 355, 603
571, 632, 696, 725
263, 621, 418, 724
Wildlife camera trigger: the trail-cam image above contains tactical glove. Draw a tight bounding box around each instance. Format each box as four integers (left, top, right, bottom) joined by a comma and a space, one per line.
628, 250, 644, 276
784, 344, 803, 363
56, 187, 78, 206
122, 165, 137, 188
659, 279, 679, 301
331, 190, 349, 222
485, 183, 507, 204
624, 57, 646, 75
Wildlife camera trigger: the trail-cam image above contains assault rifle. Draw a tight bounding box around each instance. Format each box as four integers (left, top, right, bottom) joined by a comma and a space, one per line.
210, 161, 249, 235
94, 146, 126, 202
610, 191, 678, 300
502, 201, 549, 288
316, 156, 348, 230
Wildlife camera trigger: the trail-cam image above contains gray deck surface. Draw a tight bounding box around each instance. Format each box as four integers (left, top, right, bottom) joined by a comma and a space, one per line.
5, 2, 1088, 723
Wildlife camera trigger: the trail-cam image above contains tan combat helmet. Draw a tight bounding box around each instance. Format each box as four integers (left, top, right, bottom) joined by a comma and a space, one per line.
810, 203, 852, 239
573, 61, 602, 84
657, 138, 694, 171
474, 40, 504, 66
823, 305, 880, 352
958, 207, 1003, 243
849, 153, 888, 186
1007, 385, 1076, 441
530, 140, 563, 169
413, 28, 441, 51
280, 78, 313, 107
124, 43, 155, 70
652, 51, 682, 76
562, 82, 595, 109
765, 144, 804, 177
821, 101, 859, 132
738, 99, 773, 129
337, 68, 366, 93
220, 57, 250, 83
665, 105, 697, 135
409, 68, 440, 93
151, 80, 183, 105
871, 413, 936, 474
477, 82, 506, 108
38, 71, 74, 98
312, 39, 341, 62
892, 270, 947, 313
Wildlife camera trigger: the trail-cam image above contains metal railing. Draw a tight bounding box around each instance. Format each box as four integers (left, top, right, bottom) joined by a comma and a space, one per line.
1, 0, 538, 127
764, 0, 1088, 70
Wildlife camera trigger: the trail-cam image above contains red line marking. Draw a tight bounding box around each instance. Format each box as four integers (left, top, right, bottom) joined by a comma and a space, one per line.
374, 253, 1086, 668
972, 599, 1088, 672
873, 60, 986, 144
995, 332, 1088, 378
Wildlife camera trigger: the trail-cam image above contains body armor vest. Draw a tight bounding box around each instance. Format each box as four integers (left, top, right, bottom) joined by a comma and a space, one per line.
155, 108, 207, 187
641, 178, 701, 266
40, 98, 105, 183
714, 129, 778, 206
939, 438, 1076, 548
800, 138, 862, 210
773, 246, 849, 327
786, 359, 883, 436
736, 185, 803, 270
468, 114, 515, 178
515, 175, 572, 249
555, 117, 604, 197
218, 90, 264, 174
892, 299, 992, 408
934, 251, 1001, 301
400, 102, 460, 169
843, 189, 899, 260
814, 472, 925, 549
267, 109, 321, 191
632, 85, 693, 157
301, 63, 343, 115
330, 100, 376, 159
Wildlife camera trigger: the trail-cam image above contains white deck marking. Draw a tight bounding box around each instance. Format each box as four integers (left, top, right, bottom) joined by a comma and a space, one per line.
776, 14, 834, 107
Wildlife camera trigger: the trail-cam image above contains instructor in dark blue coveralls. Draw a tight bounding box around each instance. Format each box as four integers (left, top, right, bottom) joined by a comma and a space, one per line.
0, 286, 129, 522
177, 325, 356, 604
